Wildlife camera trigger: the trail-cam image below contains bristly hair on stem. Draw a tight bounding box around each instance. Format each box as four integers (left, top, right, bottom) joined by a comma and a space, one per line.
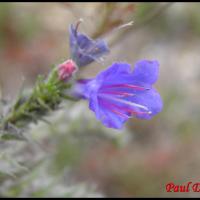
0, 61, 77, 140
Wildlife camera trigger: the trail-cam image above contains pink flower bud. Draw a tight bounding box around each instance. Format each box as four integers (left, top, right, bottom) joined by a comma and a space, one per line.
58, 59, 77, 81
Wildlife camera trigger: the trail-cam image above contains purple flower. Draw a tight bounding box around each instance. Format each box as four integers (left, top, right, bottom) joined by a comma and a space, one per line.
74, 60, 163, 129
69, 20, 109, 67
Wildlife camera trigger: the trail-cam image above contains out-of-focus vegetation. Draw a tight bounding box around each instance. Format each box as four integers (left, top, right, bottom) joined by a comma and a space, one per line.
0, 2, 200, 197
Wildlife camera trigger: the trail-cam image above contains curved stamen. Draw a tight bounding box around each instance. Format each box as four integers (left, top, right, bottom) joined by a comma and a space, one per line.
110, 109, 130, 118
75, 18, 83, 34
100, 97, 151, 119
103, 83, 149, 91
130, 110, 152, 115
100, 100, 130, 119
99, 93, 149, 111
101, 90, 135, 97
107, 102, 152, 116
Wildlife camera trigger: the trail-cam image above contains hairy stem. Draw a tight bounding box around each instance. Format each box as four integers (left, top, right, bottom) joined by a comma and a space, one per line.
0, 65, 74, 138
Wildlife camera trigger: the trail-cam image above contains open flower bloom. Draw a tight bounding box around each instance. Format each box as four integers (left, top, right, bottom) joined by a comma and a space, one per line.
69, 21, 109, 67
74, 60, 163, 129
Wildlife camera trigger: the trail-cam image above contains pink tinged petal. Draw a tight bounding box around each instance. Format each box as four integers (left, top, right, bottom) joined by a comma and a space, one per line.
58, 59, 77, 81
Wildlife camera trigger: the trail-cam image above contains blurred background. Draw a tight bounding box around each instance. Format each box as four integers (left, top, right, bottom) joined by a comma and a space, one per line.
0, 2, 200, 197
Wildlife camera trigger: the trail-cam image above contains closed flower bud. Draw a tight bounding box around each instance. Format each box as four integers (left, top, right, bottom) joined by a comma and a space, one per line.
58, 59, 78, 81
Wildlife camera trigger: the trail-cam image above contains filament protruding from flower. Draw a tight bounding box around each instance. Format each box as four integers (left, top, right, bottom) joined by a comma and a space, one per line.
74, 60, 162, 129
108, 20, 134, 36
113, 104, 152, 117
103, 83, 149, 91
101, 90, 135, 97
75, 18, 84, 33
100, 100, 130, 119
117, 21, 134, 30
99, 93, 149, 111
101, 100, 151, 118
111, 109, 130, 118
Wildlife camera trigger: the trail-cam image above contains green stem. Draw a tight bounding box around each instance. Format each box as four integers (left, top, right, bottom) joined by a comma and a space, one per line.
0, 65, 73, 134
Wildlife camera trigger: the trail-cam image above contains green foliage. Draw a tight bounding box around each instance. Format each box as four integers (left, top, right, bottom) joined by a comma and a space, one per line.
0, 65, 73, 139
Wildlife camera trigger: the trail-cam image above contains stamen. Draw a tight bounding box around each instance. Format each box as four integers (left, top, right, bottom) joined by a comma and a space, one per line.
99, 97, 151, 119
99, 94, 149, 111
131, 110, 152, 115
107, 103, 151, 116
100, 100, 130, 119
110, 109, 130, 118
103, 84, 149, 91
101, 90, 135, 97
